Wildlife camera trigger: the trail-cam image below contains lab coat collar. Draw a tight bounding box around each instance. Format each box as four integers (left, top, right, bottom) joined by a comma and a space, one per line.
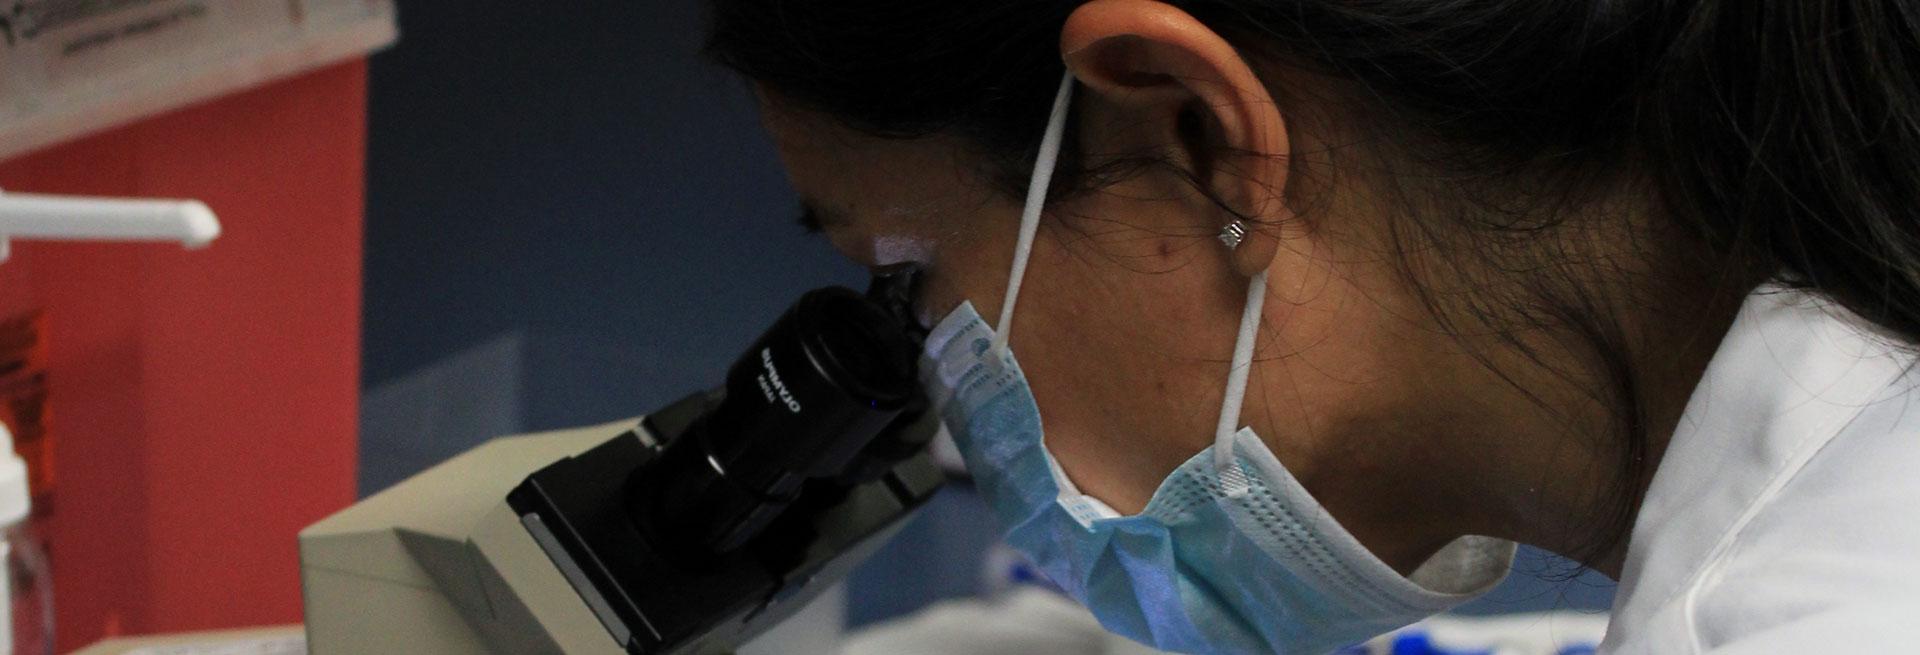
1608, 283, 1916, 640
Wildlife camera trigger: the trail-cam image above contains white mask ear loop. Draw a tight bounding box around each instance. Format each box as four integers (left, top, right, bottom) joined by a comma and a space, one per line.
1214, 268, 1269, 494
992, 72, 1077, 350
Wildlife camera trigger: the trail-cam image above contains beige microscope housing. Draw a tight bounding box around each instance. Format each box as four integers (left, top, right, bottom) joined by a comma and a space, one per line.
297, 418, 849, 655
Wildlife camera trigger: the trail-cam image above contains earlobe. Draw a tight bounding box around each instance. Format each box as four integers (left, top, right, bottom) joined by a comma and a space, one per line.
1061, 0, 1290, 279
1228, 218, 1282, 278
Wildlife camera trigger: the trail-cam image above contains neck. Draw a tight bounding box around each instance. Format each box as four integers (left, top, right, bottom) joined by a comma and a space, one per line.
1478, 263, 1753, 579
1277, 243, 1754, 581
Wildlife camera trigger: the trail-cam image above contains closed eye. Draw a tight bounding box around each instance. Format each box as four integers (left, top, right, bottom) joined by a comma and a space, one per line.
795, 199, 854, 236
796, 204, 825, 235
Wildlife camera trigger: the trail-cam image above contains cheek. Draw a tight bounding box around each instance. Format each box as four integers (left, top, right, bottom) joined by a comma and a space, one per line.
984, 232, 1250, 512
824, 231, 876, 268
1223, 257, 1446, 479
914, 229, 1018, 328
871, 234, 935, 268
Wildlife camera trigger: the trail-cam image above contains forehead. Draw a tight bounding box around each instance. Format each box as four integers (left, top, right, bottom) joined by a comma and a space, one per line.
757, 92, 1002, 233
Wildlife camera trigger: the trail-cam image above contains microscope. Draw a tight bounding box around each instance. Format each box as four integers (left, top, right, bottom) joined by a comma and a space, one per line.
299, 274, 945, 654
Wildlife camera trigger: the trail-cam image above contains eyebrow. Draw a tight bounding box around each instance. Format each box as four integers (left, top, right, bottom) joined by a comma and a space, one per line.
796, 199, 853, 234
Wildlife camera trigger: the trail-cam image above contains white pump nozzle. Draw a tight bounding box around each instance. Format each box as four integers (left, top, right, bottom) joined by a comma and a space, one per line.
0, 189, 223, 261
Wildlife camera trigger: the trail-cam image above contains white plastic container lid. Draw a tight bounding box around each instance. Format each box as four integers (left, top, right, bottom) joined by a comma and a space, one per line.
0, 423, 29, 527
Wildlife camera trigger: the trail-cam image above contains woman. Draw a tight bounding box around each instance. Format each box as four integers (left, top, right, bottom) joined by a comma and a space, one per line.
710, 0, 1920, 652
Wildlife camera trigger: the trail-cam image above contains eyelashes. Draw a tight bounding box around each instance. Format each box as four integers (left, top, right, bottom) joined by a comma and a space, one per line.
796, 204, 826, 235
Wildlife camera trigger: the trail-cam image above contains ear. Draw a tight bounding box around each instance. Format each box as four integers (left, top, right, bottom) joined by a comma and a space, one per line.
1061, 0, 1287, 278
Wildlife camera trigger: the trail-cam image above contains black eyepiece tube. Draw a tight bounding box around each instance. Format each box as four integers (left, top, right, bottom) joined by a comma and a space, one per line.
631, 286, 922, 556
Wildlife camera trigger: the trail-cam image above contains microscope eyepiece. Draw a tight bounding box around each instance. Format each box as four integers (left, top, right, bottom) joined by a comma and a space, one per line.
789, 289, 918, 411
633, 285, 925, 556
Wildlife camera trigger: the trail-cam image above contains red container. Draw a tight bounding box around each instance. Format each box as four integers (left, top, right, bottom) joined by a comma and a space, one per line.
0, 60, 366, 651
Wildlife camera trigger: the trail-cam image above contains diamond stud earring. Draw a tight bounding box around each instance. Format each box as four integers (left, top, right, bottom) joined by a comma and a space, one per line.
1218, 220, 1249, 249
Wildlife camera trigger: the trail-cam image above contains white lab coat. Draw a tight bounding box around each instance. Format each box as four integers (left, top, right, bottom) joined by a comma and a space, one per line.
1602, 284, 1920, 652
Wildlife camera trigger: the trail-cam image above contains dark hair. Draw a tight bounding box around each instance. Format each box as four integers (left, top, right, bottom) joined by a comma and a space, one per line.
707, 1, 1920, 564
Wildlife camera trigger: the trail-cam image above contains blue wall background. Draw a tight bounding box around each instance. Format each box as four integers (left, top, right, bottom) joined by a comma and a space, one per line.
359, 0, 861, 462
359, 0, 1613, 631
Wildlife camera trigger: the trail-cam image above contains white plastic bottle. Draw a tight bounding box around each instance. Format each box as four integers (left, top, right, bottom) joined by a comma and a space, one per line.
0, 424, 50, 655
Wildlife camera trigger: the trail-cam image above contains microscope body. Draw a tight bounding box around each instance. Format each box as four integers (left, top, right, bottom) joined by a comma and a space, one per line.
303, 281, 941, 653
299, 392, 944, 654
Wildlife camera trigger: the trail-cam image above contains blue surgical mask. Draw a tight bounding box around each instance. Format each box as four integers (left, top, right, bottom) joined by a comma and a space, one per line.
920, 73, 1515, 654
